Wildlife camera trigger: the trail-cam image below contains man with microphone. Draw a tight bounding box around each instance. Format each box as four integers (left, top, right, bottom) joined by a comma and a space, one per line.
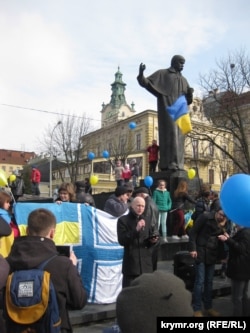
117, 197, 159, 288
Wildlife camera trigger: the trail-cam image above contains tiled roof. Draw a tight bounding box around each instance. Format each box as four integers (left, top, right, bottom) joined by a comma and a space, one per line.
0, 149, 36, 165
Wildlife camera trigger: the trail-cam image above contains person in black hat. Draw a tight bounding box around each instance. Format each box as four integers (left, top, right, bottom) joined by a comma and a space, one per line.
104, 186, 130, 217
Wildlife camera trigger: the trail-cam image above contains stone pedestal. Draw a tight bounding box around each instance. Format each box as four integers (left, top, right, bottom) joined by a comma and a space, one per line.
140, 169, 187, 196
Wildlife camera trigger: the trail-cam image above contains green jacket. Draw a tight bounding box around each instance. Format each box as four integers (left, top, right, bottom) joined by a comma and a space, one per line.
152, 189, 172, 211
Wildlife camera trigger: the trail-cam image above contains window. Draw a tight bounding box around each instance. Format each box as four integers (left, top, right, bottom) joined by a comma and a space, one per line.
84, 164, 91, 174
208, 142, 214, 156
136, 133, 141, 151
221, 145, 227, 159
120, 138, 125, 153
97, 145, 101, 157
192, 139, 198, 159
93, 161, 110, 174
208, 169, 214, 185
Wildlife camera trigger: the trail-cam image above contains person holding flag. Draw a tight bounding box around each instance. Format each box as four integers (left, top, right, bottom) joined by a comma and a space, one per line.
137, 55, 193, 171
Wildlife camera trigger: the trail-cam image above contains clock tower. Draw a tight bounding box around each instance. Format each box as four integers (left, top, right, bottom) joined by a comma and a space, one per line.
100, 67, 136, 127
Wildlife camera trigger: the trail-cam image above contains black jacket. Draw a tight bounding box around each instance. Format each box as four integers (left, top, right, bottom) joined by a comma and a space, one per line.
172, 192, 195, 210
188, 211, 225, 265
226, 227, 250, 280
192, 197, 210, 221
117, 208, 154, 276
143, 196, 159, 233
6, 236, 87, 333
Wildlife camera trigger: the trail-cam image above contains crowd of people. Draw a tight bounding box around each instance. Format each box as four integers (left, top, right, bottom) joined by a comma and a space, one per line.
1, 170, 250, 333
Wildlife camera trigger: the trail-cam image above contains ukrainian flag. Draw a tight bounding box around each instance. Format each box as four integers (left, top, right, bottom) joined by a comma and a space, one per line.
167, 95, 192, 134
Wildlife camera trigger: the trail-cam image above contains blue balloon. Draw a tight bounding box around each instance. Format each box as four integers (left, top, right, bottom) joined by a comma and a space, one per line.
88, 152, 95, 160
102, 150, 109, 158
220, 174, 250, 226
144, 175, 153, 187
129, 122, 137, 130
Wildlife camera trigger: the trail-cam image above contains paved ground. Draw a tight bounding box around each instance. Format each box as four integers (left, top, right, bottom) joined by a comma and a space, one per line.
73, 295, 233, 332
71, 260, 233, 332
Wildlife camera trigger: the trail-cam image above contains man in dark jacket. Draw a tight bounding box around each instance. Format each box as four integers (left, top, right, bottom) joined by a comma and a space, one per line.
218, 225, 250, 316
117, 197, 159, 288
189, 208, 227, 317
6, 208, 87, 333
134, 187, 160, 270
192, 185, 211, 222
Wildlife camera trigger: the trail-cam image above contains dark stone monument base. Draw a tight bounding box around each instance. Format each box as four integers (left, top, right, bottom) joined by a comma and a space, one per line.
158, 239, 189, 260
140, 170, 187, 195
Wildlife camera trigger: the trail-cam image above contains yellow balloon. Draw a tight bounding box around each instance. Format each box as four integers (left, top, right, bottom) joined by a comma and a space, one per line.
9, 174, 16, 182
187, 168, 196, 180
90, 175, 98, 185
0, 169, 8, 186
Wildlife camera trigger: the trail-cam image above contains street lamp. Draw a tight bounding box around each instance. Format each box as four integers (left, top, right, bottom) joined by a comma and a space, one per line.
49, 121, 62, 197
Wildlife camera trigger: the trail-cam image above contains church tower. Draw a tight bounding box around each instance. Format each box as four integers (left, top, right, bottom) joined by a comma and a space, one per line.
100, 67, 136, 127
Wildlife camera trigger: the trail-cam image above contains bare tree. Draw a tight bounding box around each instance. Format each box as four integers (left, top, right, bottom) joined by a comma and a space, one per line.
106, 133, 136, 169
43, 113, 95, 183
197, 48, 250, 174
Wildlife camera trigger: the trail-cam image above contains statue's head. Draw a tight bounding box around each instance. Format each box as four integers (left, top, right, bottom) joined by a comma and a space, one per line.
171, 55, 185, 72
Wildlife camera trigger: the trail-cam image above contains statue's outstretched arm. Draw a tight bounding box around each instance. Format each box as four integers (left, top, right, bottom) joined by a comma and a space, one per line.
138, 63, 146, 77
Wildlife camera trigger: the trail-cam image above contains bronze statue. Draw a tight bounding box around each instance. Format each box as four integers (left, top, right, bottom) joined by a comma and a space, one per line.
137, 55, 193, 171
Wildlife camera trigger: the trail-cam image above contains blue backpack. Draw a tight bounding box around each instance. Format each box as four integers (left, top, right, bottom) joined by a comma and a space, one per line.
4, 255, 61, 333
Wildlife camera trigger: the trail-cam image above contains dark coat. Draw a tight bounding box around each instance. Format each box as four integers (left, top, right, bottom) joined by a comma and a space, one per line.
188, 211, 225, 265
0, 255, 9, 290
192, 197, 210, 222
6, 236, 87, 333
143, 196, 159, 232
210, 198, 220, 212
117, 208, 154, 276
226, 227, 250, 280
172, 192, 195, 210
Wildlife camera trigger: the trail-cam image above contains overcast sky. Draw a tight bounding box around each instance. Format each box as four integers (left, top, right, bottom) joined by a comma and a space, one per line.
0, 0, 249, 153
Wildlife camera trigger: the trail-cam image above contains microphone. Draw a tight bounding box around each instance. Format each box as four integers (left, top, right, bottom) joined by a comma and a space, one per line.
137, 215, 145, 231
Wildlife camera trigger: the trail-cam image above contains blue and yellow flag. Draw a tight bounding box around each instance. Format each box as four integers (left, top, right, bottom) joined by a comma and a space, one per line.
13, 202, 124, 304
167, 95, 192, 134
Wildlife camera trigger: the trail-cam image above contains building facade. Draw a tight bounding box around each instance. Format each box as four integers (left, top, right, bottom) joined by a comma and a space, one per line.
52, 69, 232, 194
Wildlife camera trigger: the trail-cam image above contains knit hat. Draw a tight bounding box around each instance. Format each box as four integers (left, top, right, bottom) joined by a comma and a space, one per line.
0, 217, 12, 238
116, 271, 193, 333
123, 182, 134, 192
115, 186, 130, 197
133, 187, 149, 195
